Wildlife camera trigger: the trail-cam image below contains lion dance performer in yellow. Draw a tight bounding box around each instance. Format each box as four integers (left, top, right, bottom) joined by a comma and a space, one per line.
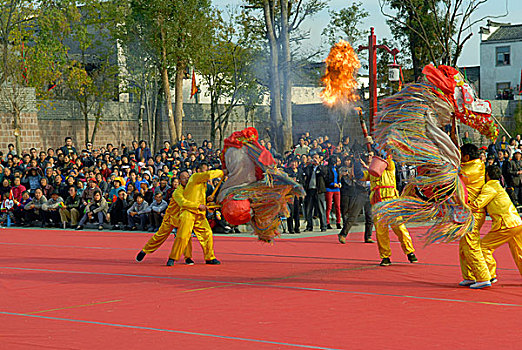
371, 64, 500, 287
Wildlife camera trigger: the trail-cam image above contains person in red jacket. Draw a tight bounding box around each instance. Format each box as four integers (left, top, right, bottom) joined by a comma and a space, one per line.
11, 177, 26, 203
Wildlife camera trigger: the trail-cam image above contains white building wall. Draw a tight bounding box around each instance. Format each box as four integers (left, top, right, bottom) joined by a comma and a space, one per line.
480, 40, 522, 99
179, 75, 371, 105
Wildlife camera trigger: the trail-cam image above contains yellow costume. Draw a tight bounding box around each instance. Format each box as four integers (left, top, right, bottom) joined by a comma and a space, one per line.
169, 170, 224, 261
469, 180, 522, 279
458, 159, 490, 282
141, 186, 193, 258
364, 159, 415, 259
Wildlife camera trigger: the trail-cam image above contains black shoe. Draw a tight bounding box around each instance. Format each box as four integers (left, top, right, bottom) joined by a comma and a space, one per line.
294, 228, 300, 233
136, 250, 146, 262
148, 227, 155, 232
365, 239, 375, 243
380, 258, 392, 266
98, 225, 104, 231
407, 253, 418, 263
233, 228, 241, 233
336, 223, 342, 229
205, 258, 221, 265
112, 225, 120, 230
185, 258, 195, 265
166, 258, 175, 266
338, 234, 346, 244
327, 224, 333, 230
130, 226, 137, 231
304, 227, 313, 232
288, 230, 294, 234
75, 225, 84, 231
321, 228, 326, 232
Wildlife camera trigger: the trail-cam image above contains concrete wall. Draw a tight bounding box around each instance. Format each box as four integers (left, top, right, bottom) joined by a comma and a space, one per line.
480, 41, 522, 99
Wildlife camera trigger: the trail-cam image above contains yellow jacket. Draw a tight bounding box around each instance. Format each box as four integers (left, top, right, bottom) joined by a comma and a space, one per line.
363, 158, 398, 204
460, 159, 485, 210
161, 186, 191, 227
182, 170, 224, 215
469, 180, 522, 231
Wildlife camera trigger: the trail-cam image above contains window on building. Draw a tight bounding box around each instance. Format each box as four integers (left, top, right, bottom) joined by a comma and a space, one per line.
496, 82, 512, 100
496, 46, 510, 66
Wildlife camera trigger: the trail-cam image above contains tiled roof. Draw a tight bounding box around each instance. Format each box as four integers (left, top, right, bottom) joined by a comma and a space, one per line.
486, 24, 522, 42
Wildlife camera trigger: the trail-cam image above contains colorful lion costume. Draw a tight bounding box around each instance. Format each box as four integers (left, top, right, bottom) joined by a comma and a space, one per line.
372, 64, 498, 243
218, 127, 305, 242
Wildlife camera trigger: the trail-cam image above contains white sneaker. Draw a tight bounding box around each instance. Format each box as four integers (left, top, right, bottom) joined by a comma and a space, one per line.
470, 281, 492, 289
459, 279, 475, 286
490, 278, 498, 284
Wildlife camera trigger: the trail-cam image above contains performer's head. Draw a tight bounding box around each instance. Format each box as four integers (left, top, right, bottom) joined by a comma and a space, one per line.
179, 170, 190, 187
485, 165, 502, 181
460, 143, 479, 162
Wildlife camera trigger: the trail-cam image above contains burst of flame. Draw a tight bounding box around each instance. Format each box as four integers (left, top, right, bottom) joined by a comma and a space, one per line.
320, 40, 361, 107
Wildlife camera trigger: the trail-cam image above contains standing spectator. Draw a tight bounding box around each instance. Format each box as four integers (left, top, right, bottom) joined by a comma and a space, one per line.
127, 193, 149, 230
60, 137, 77, 156
24, 188, 47, 226
303, 153, 327, 232
147, 192, 167, 232
284, 158, 303, 233
294, 138, 310, 156
60, 186, 82, 228
509, 150, 522, 205
42, 191, 64, 227
461, 131, 472, 144
325, 155, 342, 230
135, 140, 151, 162
76, 190, 108, 230
108, 189, 130, 229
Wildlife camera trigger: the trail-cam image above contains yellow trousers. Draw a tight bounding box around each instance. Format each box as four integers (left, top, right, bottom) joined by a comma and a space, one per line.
375, 217, 415, 259
170, 211, 216, 261
142, 220, 193, 258
458, 211, 490, 282
481, 225, 522, 279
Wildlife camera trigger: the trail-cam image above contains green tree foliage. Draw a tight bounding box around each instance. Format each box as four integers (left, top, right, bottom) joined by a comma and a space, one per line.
126, 0, 214, 142
322, 2, 369, 46
197, 8, 264, 147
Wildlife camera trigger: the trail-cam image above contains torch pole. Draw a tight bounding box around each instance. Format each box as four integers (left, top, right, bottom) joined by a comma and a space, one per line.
356, 108, 372, 152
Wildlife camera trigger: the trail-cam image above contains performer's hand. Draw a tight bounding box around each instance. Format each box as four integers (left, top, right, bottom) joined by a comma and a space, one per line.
207, 196, 214, 203
198, 204, 207, 211
366, 136, 374, 144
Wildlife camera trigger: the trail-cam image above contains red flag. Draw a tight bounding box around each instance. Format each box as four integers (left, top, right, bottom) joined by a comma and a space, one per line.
190, 69, 198, 98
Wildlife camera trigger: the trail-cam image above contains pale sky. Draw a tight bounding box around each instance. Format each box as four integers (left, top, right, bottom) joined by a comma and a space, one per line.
212, 0, 521, 67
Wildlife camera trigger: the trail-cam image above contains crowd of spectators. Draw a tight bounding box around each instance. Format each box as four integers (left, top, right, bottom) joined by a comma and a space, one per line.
2, 129, 517, 234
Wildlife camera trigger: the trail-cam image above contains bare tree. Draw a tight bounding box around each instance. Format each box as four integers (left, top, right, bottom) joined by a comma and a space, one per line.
379, 0, 508, 67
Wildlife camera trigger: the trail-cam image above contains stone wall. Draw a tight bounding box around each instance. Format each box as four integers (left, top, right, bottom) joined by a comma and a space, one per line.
0, 87, 520, 154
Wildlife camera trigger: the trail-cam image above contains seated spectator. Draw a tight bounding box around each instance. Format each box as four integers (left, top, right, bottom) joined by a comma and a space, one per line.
60, 186, 82, 228
139, 181, 154, 204
24, 168, 41, 194
0, 178, 11, 198
126, 193, 149, 230
81, 178, 100, 205
76, 179, 86, 197
108, 189, 130, 229
11, 177, 26, 203
39, 177, 54, 198
0, 192, 15, 227
95, 173, 109, 194
154, 176, 170, 197
24, 188, 47, 227
13, 191, 31, 225
107, 179, 125, 203
147, 192, 167, 232
76, 190, 108, 231
42, 191, 64, 228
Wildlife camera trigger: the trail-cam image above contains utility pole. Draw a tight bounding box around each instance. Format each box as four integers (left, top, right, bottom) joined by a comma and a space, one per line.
358, 27, 399, 135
